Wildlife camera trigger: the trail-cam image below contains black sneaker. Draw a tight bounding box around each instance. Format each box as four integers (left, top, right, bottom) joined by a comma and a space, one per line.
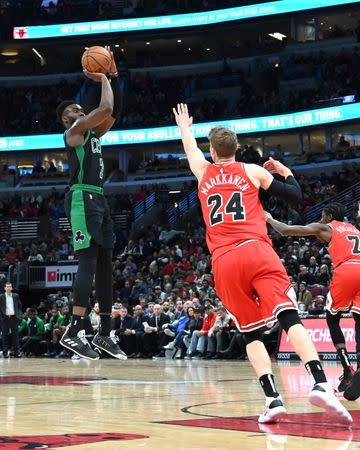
344, 369, 360, 401
60, 328, 100, 361
2, 351, 8, 358
92, 331, 127, 360
338, 367, 355, 392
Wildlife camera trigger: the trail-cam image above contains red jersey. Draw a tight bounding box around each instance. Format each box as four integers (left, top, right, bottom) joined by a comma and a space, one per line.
328, 220, 360, 268
198, 162, 271, 262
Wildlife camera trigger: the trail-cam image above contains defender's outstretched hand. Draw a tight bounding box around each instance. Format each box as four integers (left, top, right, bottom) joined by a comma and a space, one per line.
173, 103, 193, 129
263, 157, 291, 178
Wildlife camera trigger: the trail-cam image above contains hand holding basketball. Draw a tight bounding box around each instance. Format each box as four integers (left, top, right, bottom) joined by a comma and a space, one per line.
83, 70, 107, 82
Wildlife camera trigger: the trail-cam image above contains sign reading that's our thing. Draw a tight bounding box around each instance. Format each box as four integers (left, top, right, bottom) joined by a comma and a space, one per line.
0, 103, 358, 152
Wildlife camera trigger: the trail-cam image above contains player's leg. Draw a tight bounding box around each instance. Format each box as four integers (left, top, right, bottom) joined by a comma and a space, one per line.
92, 246, 127, 360
60, 241, 100, 360
213, 247, 286, 424
344, 292, 360, 401
243, 329, 286, 423
354, 311, 360, 371
326, 310, 354, 391
253, 244, 352, 424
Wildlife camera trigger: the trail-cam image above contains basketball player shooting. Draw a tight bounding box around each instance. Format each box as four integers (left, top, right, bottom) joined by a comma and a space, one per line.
56, 47, 126, 361
173, 103, 351, 424
266, 201, 360, 401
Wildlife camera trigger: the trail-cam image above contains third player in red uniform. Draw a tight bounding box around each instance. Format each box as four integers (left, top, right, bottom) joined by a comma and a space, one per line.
266, 202, 360, 400
173, 103, 351, 424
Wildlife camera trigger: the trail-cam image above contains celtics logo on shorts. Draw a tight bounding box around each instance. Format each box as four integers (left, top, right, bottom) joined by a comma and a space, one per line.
75, 230, 86, 244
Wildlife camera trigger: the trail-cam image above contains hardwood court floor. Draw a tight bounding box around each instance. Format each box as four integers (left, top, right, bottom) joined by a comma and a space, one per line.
0, 358, 358, 449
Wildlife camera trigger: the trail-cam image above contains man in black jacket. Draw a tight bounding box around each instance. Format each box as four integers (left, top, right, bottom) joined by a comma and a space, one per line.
142, 304, 170, 358
0, 282, 22, 357
115, 307, 134, 355
131, 305, 146, 357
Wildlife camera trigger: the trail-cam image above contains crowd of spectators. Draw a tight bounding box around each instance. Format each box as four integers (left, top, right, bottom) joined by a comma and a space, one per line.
1, 45, 360, 136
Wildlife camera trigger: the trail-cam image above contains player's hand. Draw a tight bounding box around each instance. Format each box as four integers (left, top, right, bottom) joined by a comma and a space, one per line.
263, 157, 292, 178
83, 70, 107, 82
173, 103, 193, 129
264, 211, 273, 222
105, 46, 118, 77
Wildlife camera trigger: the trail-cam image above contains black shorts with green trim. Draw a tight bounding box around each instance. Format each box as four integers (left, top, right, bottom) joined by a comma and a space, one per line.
65, 190, 114, 252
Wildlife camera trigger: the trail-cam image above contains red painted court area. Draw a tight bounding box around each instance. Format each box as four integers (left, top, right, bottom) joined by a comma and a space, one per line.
163, 410, 360, 441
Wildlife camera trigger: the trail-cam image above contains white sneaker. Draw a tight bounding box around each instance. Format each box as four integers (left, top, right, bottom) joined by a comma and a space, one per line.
309, 382, 352, 425
163, 340, 176, 350
258, 396, 287, 423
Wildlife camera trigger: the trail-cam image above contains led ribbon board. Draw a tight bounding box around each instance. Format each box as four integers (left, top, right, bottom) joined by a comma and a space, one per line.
13, 0, 360, 39
0, 103, 359, 152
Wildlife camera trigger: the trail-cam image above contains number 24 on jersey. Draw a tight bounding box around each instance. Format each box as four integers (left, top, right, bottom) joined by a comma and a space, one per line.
207, 192, 246, 226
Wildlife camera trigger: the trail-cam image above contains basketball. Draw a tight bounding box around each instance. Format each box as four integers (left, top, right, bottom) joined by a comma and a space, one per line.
81, 46, 112, 73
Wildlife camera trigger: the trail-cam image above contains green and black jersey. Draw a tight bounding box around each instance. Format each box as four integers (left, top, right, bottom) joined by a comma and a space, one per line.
65, 130, 104, 188
64, 129, 114, 251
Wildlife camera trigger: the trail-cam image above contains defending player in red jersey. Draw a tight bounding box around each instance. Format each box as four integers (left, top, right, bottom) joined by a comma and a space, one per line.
173, 103, 351, 425
266, 201, 360, 400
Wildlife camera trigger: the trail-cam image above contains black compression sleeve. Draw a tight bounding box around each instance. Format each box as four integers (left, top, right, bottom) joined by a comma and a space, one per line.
110, 77, 122, 119
267, 176, 302, 205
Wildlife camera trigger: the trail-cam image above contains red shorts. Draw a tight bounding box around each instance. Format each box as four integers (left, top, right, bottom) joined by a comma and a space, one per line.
326, 261, 360, 315
212, 240, 297, 332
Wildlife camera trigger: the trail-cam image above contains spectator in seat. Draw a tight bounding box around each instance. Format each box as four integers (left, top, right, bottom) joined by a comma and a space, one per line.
119, 280, 132, 302
141, 304, 170, 358
47, 161, 57, 174
174, 299, 184, 319
315, 264, 331, 287
162, 306, 194, 358
4, 247, 17, 266
48, 305, 71, 357
89, 302, 101, 333
130, 304, 146, 358
183, 307, 204, 354
298, 265, 313, 285
298, 282, 312, 310
308, 256, 320, 279
162, 301, 175, 321
308, 296, 326, 315
130, 279, 148, 304
153, 285, 165, 303
163, 256, 177, 276
205, 306, 231, 359
336, 135, 350, 153
27, 247, 44, 263
21, 308, 46, 356
187, 304, 216, 358
115, 307, 134, 356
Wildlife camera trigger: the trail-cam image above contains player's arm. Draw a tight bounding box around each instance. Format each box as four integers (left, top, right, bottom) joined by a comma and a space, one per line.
246, 159, 302, 205
93, 46, 122, 138
66, 72, 113, 147
173, 103, 210, 181
265, 212, 332, 242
